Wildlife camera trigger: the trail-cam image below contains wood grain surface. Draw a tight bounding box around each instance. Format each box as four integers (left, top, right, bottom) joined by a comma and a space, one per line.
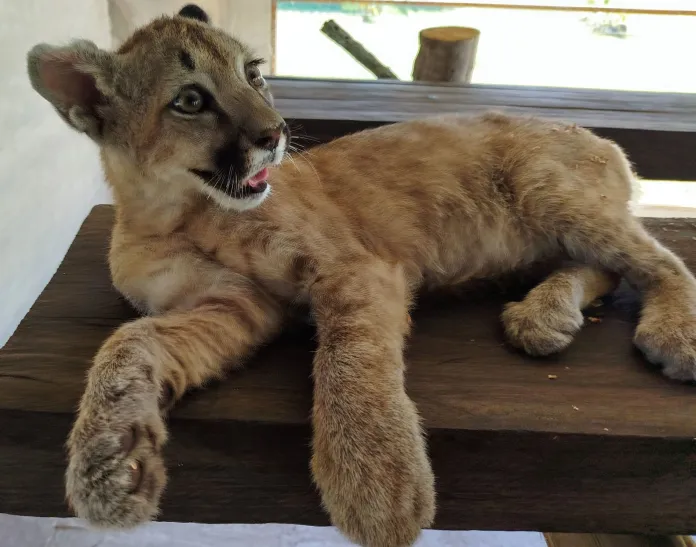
1, 206, 696, 533
544, 533, 696, 547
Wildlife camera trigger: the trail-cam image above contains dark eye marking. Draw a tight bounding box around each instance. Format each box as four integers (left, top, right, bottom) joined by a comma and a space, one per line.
179, 50, 195, 71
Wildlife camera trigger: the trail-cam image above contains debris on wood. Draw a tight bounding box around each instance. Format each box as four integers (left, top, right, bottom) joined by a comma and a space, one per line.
412, 26, 480, 83
548, 374, 558, 380
321, 20, 399, 79
572, 405, 580, 411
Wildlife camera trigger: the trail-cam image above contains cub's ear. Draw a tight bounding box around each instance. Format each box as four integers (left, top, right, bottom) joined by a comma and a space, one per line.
178, 4, 210, 23
27, 40, 115, 142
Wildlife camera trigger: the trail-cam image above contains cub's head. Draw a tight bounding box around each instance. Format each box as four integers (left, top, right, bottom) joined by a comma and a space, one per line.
27, 4, 289, 211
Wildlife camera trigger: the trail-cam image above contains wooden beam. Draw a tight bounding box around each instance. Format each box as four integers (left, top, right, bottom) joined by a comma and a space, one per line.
267, 77, 696, 181
544, 534, 696, 547
2, 207, 696, 533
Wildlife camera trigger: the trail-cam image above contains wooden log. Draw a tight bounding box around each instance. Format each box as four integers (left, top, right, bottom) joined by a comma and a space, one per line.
412, 26, 480, 83
321, 19, 399, 80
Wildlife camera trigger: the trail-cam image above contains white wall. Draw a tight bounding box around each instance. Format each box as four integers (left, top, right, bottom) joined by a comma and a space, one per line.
0, 0, 113, 346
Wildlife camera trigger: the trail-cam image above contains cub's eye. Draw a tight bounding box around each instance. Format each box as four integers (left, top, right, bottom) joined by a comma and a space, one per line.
246, 63, 265, 88
170, 86, 207, 114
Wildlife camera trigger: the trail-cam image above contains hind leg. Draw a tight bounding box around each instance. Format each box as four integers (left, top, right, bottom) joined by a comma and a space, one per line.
502, 264, 620, 356
562, 216, 696, 381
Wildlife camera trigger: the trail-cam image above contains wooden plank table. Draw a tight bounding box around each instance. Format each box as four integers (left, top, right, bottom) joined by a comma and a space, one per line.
1, 205, 696, 534
269, 78, 696, 181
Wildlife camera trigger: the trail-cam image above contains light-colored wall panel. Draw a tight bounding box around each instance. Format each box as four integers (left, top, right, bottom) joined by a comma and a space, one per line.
0, 0, 112, 346
108, 0, 274, 73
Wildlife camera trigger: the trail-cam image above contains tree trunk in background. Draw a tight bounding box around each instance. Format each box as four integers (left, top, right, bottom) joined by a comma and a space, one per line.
321, 19, 398, 80
412, 26, 480, 83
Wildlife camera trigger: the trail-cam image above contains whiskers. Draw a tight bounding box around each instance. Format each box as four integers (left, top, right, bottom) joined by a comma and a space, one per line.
203, 169, 238, 194
284, 149, 301, 173
226, 164, 236, 194
287, 122, 320, 145
285, 130, 321, 184
202, 170, 222, 202
200, 168, 240, 209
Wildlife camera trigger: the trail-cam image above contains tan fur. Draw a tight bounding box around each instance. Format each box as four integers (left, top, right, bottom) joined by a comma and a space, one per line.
27, 8, 696, 547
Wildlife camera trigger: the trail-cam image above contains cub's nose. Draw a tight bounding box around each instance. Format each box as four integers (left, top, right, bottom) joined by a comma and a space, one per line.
254, 122, 286, 151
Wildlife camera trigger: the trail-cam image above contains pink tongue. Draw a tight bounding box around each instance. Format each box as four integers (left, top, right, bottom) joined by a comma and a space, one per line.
247, 168, 269, 188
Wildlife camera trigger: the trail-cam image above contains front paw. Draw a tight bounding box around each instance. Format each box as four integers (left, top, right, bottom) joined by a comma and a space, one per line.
65, 347, 169, 528
312, 397, 435, 547
502, 297, 584, 356
634, 312, 696, 381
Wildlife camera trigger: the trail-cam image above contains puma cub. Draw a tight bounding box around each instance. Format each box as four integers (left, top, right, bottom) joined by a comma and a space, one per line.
27, 4, 696, 547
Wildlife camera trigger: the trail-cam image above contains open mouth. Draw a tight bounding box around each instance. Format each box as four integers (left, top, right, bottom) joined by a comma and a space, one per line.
190, 167, 269, 198
245, 168, 269, 194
